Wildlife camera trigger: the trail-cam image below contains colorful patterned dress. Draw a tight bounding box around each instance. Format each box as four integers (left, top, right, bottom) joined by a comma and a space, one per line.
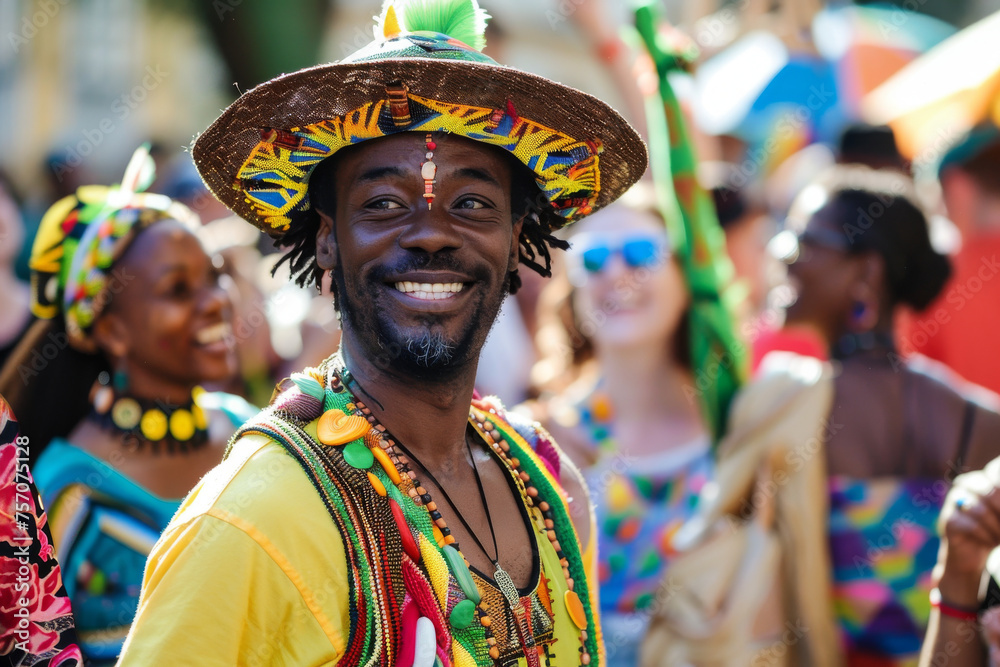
30, 393, 254, 665
828, 476, 946, 667
571, 387, 712, 666
0, 396, 83, 667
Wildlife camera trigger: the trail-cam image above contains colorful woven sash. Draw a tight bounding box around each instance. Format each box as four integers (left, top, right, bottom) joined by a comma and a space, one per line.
228, 367, 598, 666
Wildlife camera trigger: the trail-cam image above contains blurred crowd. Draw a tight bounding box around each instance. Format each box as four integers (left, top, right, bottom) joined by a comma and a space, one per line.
4, 0, 1000, 665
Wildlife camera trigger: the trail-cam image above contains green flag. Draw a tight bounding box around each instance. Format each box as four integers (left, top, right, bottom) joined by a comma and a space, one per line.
634, 3, 747, 444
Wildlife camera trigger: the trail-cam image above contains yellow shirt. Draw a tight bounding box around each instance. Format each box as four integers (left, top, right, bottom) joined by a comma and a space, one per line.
117, 431, 597, 666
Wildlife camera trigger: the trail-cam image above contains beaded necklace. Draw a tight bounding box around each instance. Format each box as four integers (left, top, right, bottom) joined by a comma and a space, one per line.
391, 436, 514, 602
336, 363, 592, 665
236, 354, 598, 665
88, 380, 209, 453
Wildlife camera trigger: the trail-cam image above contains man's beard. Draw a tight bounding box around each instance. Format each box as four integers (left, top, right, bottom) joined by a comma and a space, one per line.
334, 255, 511, 380
405, 332, 456, 369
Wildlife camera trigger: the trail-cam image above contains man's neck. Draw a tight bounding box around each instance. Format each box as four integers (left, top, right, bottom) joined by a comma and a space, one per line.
598, 342, 701, 428
338, 335, 478, 472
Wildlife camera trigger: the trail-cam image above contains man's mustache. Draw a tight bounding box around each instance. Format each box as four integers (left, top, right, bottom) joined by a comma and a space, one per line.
367, 252, 492, 283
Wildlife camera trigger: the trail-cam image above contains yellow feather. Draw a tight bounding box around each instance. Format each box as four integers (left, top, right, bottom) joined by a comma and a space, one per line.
419, 534, 450, 609
380, 3, 404, 39
452, 640, 477, 667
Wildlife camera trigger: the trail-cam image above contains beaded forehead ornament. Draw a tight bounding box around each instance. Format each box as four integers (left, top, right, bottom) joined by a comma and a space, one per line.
421, 133, 437, 209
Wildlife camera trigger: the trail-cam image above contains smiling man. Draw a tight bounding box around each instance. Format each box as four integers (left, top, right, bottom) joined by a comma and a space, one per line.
116, 1, 644, 665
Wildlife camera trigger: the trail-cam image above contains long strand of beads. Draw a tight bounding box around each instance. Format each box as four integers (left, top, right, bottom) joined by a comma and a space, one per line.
330, 368, 500, 658
471, 408, 592, 666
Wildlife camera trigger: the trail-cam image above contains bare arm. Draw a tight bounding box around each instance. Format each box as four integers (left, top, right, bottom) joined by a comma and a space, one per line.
919, 462, 1000, 667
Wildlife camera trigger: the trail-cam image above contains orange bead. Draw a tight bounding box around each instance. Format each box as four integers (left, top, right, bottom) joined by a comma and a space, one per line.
317, 409, 370, 446
372, 446, 401, 485
564, 590, 588, 630
480, 615, 492, 628
489, 647, 500, 660
367, 472, 386, 496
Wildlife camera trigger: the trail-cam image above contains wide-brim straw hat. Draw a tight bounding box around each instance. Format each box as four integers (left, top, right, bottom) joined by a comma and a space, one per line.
192, 0, 647, 238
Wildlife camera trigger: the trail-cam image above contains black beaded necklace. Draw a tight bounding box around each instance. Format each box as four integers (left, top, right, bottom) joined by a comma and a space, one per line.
340, 365, 522, 606
393, 435, 522, 607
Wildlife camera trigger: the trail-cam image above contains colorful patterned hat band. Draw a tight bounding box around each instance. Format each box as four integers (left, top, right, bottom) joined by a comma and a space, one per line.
29, 145, 198, 350
192, 0, 646, 238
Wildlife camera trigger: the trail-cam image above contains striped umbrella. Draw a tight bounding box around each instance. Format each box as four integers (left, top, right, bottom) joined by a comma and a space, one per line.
864, 9, 1000, 160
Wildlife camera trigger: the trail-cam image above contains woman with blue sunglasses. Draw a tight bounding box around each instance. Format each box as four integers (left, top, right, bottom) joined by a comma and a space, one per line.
533, 187, 711, 667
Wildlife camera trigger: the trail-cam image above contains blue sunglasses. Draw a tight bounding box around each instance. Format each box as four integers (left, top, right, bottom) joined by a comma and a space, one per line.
574, 234, 668, 274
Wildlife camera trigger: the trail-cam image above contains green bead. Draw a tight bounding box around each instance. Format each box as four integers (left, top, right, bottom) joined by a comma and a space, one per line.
324, 388, 347, 412
343, 443, 374, 469
639, 550, 660, 576
442, 545, 481, 605
608, 553, 626, 573
291, 373, 324, 400
449, 599, 476, 630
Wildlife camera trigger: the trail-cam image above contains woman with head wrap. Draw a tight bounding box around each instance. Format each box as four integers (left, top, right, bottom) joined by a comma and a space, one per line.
0, 146, 255, 665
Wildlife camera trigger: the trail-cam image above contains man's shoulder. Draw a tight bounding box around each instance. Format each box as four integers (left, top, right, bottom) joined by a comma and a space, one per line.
473, 396, 560, 470
170, 432, 324, 537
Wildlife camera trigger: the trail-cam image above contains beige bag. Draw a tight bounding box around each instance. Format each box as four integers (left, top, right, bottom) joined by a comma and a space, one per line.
640, 353, 844, 667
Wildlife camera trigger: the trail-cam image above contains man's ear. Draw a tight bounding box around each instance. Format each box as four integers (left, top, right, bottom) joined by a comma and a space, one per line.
316, 210, 338, 271
508, 216, 525, 273
857, 251, 886, 298
91, 312, 129, 360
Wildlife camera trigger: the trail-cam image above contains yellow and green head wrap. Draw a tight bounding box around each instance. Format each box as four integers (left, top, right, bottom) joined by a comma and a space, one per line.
29, 145, 198, 350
